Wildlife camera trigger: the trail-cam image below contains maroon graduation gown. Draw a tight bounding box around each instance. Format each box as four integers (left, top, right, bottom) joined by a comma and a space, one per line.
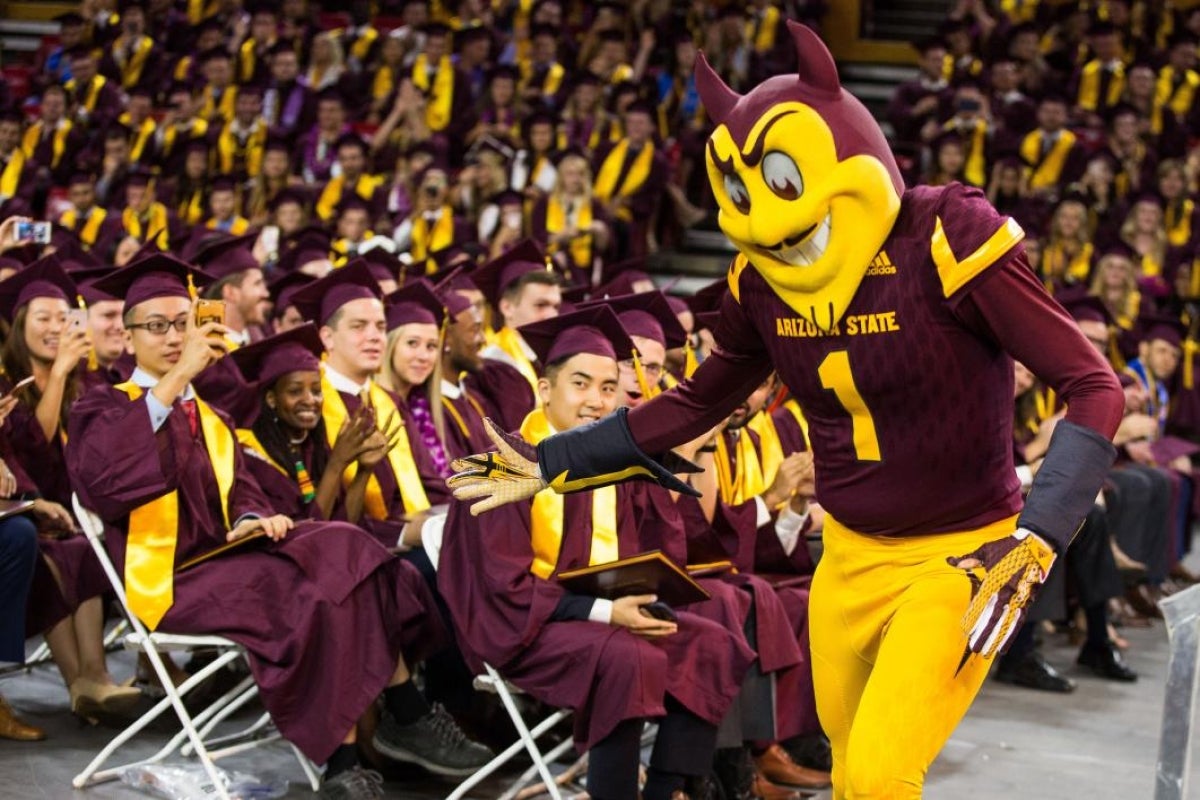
66, 384, 447, 763
0, 376, 109, 635
461, 360, 536, 434
438, 484, 753, 751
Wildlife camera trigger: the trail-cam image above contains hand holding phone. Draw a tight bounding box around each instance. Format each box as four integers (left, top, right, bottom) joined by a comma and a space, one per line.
194, 299, 226, 328
639, 601, 678, 623
66, 308, 87, 334
15, 220, 52, 245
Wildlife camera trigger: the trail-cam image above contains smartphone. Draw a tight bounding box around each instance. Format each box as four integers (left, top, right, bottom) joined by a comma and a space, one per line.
640, 601, 678, 623
66, 308, 87, 334
15, 221, 52, 245
194, 299, 226, 328
3, 375, 35, 395
259, 225, 280, 256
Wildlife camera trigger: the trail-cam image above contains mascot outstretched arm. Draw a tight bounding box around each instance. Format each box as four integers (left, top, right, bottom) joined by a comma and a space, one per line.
450, 21, 1123, 797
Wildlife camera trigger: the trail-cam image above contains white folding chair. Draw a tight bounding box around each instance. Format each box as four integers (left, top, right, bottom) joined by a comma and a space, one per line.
70, 494, 322, 796
446, 663, 574, 800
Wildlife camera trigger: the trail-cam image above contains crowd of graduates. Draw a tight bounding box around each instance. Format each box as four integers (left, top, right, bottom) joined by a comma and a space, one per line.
0, 1, 1198, 799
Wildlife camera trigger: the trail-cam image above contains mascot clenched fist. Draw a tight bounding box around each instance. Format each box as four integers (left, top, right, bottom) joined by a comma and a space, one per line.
450, 21, 1123, 798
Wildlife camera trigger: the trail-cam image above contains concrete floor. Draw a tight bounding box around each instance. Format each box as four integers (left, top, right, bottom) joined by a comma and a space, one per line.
1, 581, 1197, 799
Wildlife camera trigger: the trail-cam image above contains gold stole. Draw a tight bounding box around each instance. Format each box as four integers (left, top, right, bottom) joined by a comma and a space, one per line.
746, 5, 780, 53
349, 27, 378, 63
1042, 241, 1092, 285
179, 189, 205, 226
235, 429, 289, 476
114, 382, 233, 630
493, 326, 540, 392
713, 425, 768, 506
1034, 387, 1058, 422
410, 206, 455, 267
946, 118, 988, 187
521, 407, 617, 579
114, 35, 153, 88
1168, 199, 1194, 247
187, 0, 219, 24
593, 139, 654, 221
1077, 60, 1125, 112
545, 194, 592, 269
745, 410, 786, 487
1000, 0, 1038, 23
60, 207, 108, 248
1141, 250, 1162, 278
0, 148, 25, 200
529, 62, 564, 97
161, 119, 208, 162
174, 56, 192, 82
217, 121, 265, 176
66, 75, 107, 113
22, 120, 70, 168
1154, 66, 1199, 132
372, 65, 396, 101
319, 372, 430, 519
206, 216, 250, 235
123, 203, 171, 249
317, 174, 382, 221
412, 55, 455, 131
201, 85, 238, 121
119, 113, 156, 161
441, 390, 484, 440
1020, 129, 1076, 190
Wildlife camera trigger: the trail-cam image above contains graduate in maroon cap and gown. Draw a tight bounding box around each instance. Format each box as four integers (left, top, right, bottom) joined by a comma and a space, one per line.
72, 265, 136, 393
59, 174, 125, 257
289, 261, 450, 551
189, 233, 272, 424
66, 253, 492, 788
439, 306, 754, 800
432, 277, 501, 460
0, 256, 137, 717
231, 322, 409, 541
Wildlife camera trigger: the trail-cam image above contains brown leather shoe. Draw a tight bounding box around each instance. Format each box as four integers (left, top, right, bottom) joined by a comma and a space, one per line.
0, 695, 45, 742
751, 768, 804, 799
754, 743, 832, 790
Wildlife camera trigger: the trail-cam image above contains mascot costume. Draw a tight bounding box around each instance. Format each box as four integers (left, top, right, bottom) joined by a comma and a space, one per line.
449, 21, 1124, 799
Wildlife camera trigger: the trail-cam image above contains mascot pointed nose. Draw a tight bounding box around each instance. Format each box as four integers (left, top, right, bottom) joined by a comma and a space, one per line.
695, 51, 741, 124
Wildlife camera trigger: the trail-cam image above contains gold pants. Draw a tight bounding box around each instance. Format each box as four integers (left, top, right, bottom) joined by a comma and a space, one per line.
810, 513, 1018, 799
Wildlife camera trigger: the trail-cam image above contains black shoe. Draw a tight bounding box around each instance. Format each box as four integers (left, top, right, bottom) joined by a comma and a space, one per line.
318, 766, 385, 799
1077, 641, 1138, 682
994, 651, 1076, 693
371, 703, 493, 777
781, 733, 832, 773
713, 746, 755, 800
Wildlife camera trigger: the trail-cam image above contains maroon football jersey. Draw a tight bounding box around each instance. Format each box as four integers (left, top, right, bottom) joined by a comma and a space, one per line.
629, 184, 1122, 539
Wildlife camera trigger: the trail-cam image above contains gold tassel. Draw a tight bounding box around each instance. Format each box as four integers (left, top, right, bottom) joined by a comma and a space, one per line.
630, 347, 656, 401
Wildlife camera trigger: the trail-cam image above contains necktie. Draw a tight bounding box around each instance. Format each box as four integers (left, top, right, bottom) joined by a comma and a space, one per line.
180, 399, 198, 438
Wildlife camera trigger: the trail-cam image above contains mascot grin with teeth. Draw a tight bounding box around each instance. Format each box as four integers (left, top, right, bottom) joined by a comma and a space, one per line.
448, 21, 1125, 799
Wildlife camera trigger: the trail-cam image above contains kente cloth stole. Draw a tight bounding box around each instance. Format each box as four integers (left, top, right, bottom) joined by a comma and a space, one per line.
493, 326, 540, 392
1020, 129, 1076, 190
114, 382, 233, 630
594, 140, 654, 221
520, 407, 617, 579
320, 372, 430, 519
412, 55, 455, 131
545, 194, 592, 268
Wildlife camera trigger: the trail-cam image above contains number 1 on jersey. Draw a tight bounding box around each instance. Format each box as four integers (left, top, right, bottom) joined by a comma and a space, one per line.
817, 350, 882, 462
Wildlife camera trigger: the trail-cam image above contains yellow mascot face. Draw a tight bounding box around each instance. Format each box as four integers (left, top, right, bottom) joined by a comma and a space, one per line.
698, 22, 904, 332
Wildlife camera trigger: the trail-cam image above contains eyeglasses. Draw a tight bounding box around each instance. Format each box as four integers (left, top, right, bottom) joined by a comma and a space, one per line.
126, 316, 188, 335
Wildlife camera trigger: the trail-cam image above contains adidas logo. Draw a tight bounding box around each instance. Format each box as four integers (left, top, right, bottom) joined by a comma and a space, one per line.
865, 251, 897, 276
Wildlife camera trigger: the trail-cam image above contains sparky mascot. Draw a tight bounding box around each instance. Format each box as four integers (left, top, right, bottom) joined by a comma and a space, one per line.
449, 21, 1124, 799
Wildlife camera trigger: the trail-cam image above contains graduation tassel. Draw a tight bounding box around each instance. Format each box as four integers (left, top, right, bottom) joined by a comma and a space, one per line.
630, 347, 656, 401
683, 338, 699, 379
295, 461, 316, 503
186, 272, 198, 301
77, 294, 98, 371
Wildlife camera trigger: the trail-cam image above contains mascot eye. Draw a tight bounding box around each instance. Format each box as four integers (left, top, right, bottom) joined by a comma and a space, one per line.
723, 173, 751, 214
762, 152, 804, 201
